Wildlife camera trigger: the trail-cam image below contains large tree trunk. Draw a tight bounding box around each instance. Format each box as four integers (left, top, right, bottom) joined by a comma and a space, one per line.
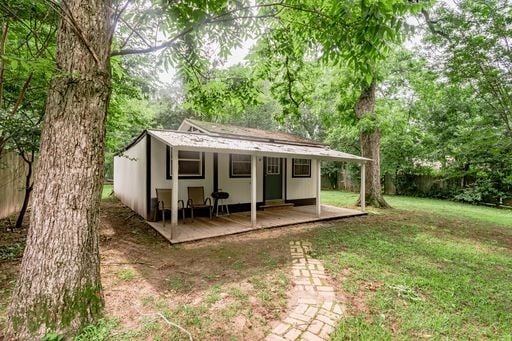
355, 81, 390, 208
6, 0, 113, 339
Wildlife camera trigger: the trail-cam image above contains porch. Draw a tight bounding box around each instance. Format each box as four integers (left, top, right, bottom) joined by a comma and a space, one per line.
147, 204, 366, 243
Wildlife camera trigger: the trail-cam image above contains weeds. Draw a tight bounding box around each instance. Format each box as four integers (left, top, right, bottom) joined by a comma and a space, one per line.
74, 318, 118, 341
115, 268, 135, 281
205, 284, 222, 306
0, 243, 23, 261
166, 274, 193, 293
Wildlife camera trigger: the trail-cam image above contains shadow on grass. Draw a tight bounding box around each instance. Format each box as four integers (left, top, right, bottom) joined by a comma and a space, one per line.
100, 199, 296, 294
311, 209, 512, 339
97, 198, 323, 339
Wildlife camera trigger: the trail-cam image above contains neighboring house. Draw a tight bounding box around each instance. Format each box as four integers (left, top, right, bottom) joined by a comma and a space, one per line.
114, 119, 369, 242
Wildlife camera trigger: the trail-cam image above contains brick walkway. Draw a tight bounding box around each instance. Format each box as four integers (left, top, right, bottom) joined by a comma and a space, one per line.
266, 241, 345, 341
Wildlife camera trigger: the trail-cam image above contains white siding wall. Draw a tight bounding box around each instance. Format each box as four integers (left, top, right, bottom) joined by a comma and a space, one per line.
177, 121, 192, 132
285, 158, 317, 200
151, 149, 320, 205
114, 134, 319, 218
150, 137, 214, 203
217, 153, 264, 204
114, 136, 147, 218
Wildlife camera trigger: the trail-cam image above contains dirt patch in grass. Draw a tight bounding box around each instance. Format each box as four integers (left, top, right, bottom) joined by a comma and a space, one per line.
0, 199, 303, 339
98, 199, 300, 339
0, 197, 343, 339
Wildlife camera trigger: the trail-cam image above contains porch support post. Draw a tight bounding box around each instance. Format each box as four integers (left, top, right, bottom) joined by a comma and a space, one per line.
251, 154, 257, 227
360, 162, 366, 212
171, 147, 179, 234
316, 159, 321, 217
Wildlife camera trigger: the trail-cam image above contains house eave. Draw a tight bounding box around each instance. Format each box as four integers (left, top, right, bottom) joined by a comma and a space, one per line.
147, 129, 371, 163
114, 130, 148, 156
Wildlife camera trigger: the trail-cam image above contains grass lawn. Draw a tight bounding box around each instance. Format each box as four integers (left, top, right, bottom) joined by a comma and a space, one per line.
1, 191, 511, 339
322, 190, 512, 226
102, 184, 113, 199
320, 191, 512, 339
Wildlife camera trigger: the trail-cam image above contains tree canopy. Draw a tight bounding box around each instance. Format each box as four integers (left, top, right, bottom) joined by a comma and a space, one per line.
2, 0, 511, 338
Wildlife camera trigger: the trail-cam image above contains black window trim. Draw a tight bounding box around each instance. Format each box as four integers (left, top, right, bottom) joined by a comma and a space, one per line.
166, 146, 205, 179
291, 158, 311, 178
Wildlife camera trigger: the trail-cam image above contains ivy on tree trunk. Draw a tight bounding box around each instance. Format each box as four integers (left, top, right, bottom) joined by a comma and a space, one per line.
5, 0, 113, 338
355, 81, 390, 208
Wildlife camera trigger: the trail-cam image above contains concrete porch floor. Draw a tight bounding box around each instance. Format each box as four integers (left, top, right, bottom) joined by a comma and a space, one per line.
147, 204, 366, 244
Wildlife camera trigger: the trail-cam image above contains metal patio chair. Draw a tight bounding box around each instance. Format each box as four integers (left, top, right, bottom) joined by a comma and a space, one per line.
156, 188, 185, 226
187, 186, 213, 220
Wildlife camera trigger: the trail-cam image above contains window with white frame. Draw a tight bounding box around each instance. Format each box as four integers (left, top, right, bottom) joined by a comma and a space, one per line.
292, 158, 311, 177
230, 154, 251, 177
167, 148, 204, 178
266, 157, 280, 174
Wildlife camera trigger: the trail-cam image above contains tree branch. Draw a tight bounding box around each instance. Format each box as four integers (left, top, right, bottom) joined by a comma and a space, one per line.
208, 1, 284, 22
117, 15, 153, 50
44, 0, 101, 65
111, 1, 326, 57
11, 73, 34, 116
208, 12, 281, 24
0, 4, 41, 41
110, 0, 132, 42
421, 9, 452, 44
111, 25, 195, 56
0, 21, 8, 110
284, 56, 301, 108
19, 150, 30, 164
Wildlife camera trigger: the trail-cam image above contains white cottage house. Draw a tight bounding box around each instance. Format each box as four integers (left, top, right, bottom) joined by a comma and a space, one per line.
114, 119, 369, 243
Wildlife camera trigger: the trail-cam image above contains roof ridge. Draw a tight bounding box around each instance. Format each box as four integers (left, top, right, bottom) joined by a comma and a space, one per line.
147, 128, 327, 148
183, 118, 326, 146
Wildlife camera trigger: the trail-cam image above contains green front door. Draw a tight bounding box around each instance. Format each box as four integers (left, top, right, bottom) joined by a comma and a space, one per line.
264, 157, 283, 201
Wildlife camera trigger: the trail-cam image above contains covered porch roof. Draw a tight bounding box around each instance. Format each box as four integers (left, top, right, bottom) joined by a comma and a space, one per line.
147, 129, 370, 163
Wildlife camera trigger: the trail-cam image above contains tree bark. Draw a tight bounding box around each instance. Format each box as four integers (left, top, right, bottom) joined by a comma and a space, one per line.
0, 20, 7, 109
355, 81, 390, 208
6, 0, 113, 339
0, 20, 9, 157
15, 152, 34, 229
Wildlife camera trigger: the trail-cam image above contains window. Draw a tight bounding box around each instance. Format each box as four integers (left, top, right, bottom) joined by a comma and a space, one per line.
176, 150, 202, 176
266, 157, 280, 174
292, 158, 311, 178
166, 147, 205, 179
230, 154, 251, 177
188, 126, 201, 132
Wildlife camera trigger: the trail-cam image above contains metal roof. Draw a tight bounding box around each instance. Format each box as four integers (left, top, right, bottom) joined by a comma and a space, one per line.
148, 129, 370, 163
182, 118, 325, 147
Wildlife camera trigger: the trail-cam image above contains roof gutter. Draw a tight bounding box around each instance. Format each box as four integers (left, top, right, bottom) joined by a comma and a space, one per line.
147, 131, 372, 164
